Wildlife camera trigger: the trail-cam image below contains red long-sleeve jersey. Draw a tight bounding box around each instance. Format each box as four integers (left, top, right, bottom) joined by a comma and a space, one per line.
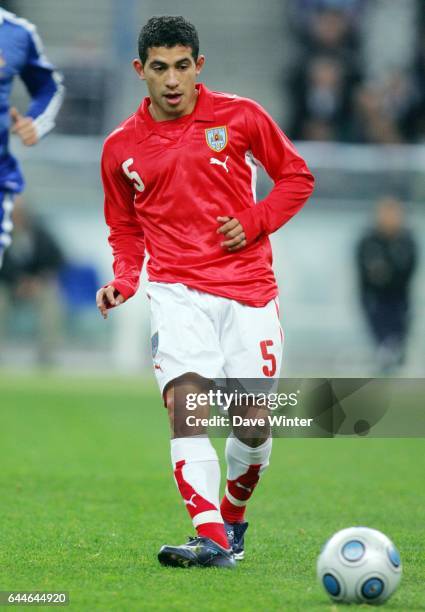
101, 84, 314, 307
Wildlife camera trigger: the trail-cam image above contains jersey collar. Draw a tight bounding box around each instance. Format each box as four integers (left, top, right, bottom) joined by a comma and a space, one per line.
135, 83, 215, 142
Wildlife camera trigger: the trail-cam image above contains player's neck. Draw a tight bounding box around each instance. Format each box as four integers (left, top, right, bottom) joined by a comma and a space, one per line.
149, 88, 199, 122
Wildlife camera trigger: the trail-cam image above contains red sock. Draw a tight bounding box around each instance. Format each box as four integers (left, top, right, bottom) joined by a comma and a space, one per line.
197, 522, 230, 550
221, 435, 272, 524
221, 494, 246, 523
220, 464, 261, 523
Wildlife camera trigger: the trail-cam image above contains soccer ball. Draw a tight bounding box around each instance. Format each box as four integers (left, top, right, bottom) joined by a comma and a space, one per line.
317, 527, 402, 605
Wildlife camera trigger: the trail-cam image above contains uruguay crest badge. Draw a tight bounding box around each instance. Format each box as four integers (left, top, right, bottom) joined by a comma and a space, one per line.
205, 126, 228, 153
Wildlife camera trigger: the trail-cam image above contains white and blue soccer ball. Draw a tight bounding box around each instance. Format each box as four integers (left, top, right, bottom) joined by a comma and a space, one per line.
317, 527, 402, 605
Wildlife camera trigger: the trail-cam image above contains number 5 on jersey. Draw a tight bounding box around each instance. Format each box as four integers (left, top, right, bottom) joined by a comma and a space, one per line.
122, 158, 145, 192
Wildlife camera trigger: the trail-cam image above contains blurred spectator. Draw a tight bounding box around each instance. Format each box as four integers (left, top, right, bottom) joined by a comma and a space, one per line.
289, 0, 366, 33
307, 6, 360, 56
287, 7, 362, 140
289, 55, 351, 140
356, 196, 418, 373
0, 199, 64, 365
404, 22, 425, 142
56, 56, 110, 135
354, 70, 421, 144
287, 0, 424, 143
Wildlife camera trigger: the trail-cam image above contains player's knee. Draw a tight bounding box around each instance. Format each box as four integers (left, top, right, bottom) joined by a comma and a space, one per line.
164, 373, 211, 438
230, 403, 270, 447
233, 432, 270, 448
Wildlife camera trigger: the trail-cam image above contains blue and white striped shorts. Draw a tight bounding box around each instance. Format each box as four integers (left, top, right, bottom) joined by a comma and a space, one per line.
0, 191, 14, 267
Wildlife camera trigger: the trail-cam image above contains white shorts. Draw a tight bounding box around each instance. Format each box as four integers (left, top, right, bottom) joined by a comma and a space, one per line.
146, 281, 283, 394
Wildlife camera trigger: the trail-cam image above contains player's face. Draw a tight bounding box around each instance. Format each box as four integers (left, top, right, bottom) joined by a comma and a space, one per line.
377, 198, 403, 235
133, 45, 205, 121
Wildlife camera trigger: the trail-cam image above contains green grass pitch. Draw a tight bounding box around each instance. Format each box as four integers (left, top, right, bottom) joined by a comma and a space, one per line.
0, 374, 424, 611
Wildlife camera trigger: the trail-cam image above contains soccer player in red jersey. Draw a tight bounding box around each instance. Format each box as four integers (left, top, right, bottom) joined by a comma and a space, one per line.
96, 16, 314, 568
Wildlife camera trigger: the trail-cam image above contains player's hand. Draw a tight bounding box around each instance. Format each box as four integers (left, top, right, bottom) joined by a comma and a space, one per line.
10, 107, 39, 146
96, 285, 125, 319
217, 216, 247, 252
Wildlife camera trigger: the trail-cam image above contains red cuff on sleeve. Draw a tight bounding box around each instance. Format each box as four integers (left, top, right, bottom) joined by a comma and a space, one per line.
104, 279, 137, 302
237, 206, 263, 244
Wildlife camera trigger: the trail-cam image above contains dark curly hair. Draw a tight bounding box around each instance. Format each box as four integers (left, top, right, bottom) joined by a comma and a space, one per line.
138, 16, 199, 65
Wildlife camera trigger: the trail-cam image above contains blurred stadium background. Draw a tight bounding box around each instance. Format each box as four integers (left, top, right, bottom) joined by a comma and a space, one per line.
1, 0, 424, 377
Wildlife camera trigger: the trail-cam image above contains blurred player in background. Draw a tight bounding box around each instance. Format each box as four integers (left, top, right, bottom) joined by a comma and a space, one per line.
0, 196, 64, 365
357, 196, 418, 373
97, 16, 314, 568
0, 7, 64, 268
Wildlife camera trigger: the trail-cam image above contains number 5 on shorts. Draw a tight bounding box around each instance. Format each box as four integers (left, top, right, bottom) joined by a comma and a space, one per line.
260, 339, 276, 377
